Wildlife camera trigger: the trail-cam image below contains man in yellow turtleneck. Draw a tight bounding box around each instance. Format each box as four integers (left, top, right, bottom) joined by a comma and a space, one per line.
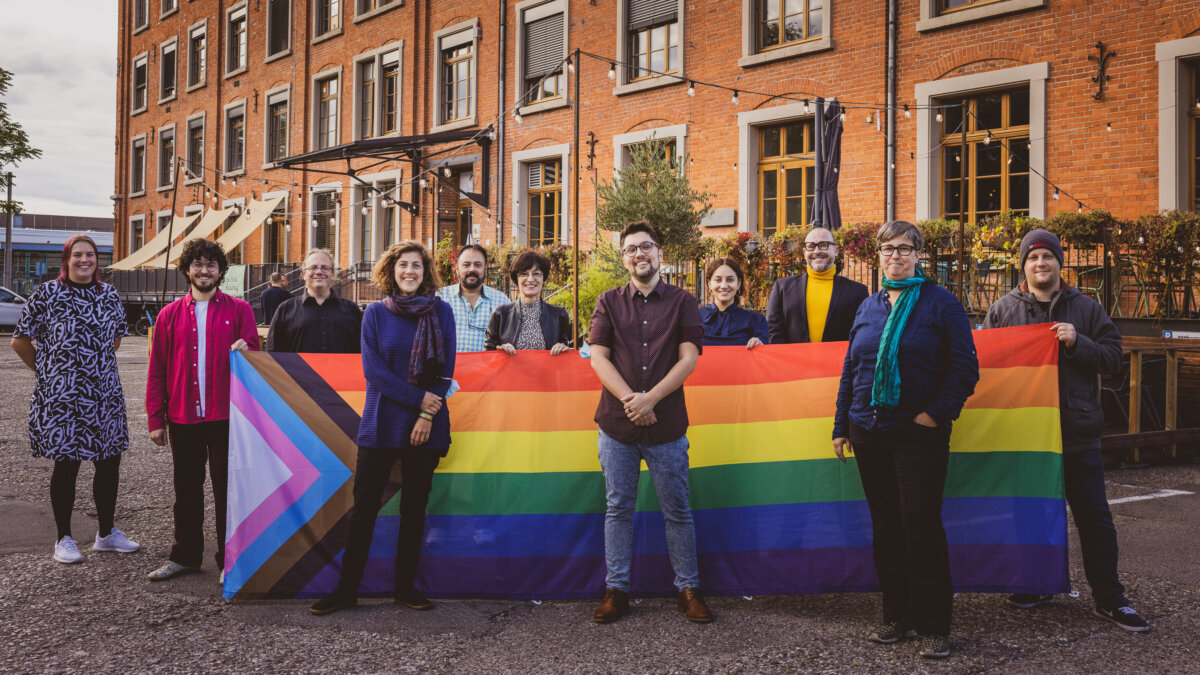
766, 227, 869, 344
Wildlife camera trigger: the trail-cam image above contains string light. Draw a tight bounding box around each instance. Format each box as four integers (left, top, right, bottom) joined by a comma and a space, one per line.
731, 90, 739, 105
1007, 154, 1013, 165
1106, 122, 1112, 132
983, 132, 991, 145
903, 104, 911, 119
1077, 201, 1083, 214
840, 111, 847, 122
607, 63, 615, 80
687, 81, 695, 97
443, 167, 452, 178
1052, 187, 1059, 200
514, 110, 522, 124
361, 205, 368, 216
866, 111, 874, 124
311, 218, 317, 227
566, 57, 574, 74
802, 99, 810, 114
935, 112, 943, 123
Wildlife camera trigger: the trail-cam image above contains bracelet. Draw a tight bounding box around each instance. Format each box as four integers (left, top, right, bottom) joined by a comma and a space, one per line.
419, 411, 433, 421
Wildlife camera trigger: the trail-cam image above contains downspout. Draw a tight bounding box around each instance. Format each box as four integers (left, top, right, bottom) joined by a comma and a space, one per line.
885, 0, 897, 222
497, 0, 507, 246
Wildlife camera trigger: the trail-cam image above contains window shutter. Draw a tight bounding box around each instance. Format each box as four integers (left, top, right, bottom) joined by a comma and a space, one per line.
628, 0, 676, 31
524, 12, 564, 80
528, 163, 543, 188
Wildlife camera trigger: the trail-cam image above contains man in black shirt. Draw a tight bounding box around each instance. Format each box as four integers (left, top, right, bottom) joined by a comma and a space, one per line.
266, 249, 362, 353
260, 273, 291, 325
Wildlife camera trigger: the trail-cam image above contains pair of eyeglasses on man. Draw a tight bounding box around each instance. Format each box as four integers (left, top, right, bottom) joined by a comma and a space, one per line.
305, 265, 333, 273
802, 242, 835, 252
622, 241, 658, 257
878, 245, 917, 257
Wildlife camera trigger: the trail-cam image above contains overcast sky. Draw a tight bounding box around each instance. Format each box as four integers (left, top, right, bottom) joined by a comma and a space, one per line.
0, 1, 116, 218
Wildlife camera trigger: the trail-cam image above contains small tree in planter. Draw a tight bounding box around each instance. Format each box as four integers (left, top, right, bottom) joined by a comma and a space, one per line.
916, 218, 959, 253
972, 212, 1043, 269
1046, 210, 1114, 250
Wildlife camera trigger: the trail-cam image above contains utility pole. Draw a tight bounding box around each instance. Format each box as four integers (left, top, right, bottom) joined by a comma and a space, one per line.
3, 172, 13, 290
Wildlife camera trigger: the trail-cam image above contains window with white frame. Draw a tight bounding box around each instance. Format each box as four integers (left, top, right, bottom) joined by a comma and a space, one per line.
355, 48, 401, 139
225, 104, 246, 173
1190, 62, 1200, 212
311, 190, 339, 252
185, 115, 205, 182
629, 1, 679, 81
156, 213, 172, 245
267, 0, 290, 58
512, 144, 570, 246
378, 180, 398, 248
130, 136, 147, 195
356, 0, 398, 17
315, 0, 341, 37
433, 23, 477, 130
129, 215, 146, 256
133, 0, 149, 31
132, 53, 148, 113
158, 126, 176, 189
314, 73, 339, 149
265, 88, 289, 164
160, 40, 177, 101
1156, 37, 1200, 211
162, 0, 178, 17
264, 198, 287, 263
226, 6, 248, 74
755, 0, 822, 51
187, 22, 207, 89
519, 1, 566, 107
355, 185, 374, 263
917, 0, 1045, 32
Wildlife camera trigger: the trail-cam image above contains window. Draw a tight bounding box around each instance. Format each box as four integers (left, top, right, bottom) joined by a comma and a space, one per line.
918, 0, 1045, 32
129, 216, 146, 256
357, 186, 373, 263
133, 0, 149, 31
267, 0, 290, 58
757, 0, 822, 51
757, 120, 815, 237
158, 127, 175, 188
315, 75, 339, 150
162, 0, 178, 16
227, 6, 248, 74
187, 23, 207, 88
521, 4, 565, 106
356, 0, 398, 16
160, 41, 177, 101
442, 44, 473, 123
265, 200, 287, 263
185, 116, 205, 182
1190, 62, 1200, 212
312, 191, 338, 251
316, 0, 341, 36
225, 105, 246, 173
938, 86, 1030, 222
218, 202, 245, 264
266, 90, 289, 164
378, 180, 397, 247
527, 160, 562, 246
132, 54, 148, 113
355, 48, 401, 139
131, 137, 147, 195
157, 214, 173, 245
625, 0, 679, 82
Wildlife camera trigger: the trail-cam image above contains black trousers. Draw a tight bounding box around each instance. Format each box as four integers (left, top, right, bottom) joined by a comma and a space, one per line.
336, 446, 442, 597
850, 421, 953, 636
167, 420, 229, 570
1065, 448, 1128, 610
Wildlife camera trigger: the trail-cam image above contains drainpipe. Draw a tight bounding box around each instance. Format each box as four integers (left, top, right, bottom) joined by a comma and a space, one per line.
497, 0, 507, 246
885, 0, 897, 222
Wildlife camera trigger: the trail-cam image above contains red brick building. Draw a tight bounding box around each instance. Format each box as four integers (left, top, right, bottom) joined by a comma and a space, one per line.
113, 0, 1200, 268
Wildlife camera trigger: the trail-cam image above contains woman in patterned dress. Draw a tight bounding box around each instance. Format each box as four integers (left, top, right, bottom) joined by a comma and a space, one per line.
10, 235, 140, 564
483, 250, 573, 355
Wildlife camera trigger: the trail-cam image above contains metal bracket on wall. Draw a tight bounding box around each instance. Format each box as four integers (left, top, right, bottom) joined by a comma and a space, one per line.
1087, 41, 1116, 101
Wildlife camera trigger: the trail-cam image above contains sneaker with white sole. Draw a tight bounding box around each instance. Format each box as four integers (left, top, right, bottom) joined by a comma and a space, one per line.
93, 528, 140, 553
1094, 605, 1150, 632
1008, 593, 1055, 609
919, 635, 951, 659
53, 536, 83, 564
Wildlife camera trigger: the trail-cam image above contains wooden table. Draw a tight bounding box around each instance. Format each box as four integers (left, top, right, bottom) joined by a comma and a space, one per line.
1122, 336, 1200, 461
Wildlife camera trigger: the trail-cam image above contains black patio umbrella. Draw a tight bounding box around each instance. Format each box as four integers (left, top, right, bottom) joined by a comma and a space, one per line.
819, 100, 844, 230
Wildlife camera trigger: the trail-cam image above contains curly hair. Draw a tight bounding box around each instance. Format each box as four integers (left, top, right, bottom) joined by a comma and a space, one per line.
178, 238, 229, 285
508, 250, 552, 285
704, 257, 746, 298
372, 241, 441, 296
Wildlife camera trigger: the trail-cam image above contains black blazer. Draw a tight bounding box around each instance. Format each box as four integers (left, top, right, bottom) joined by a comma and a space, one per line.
766, 273, 869, 344
484, 300, 573, 350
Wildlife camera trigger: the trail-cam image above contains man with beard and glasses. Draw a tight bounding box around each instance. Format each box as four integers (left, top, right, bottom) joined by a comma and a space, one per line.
145, 238, 259, 584
767, 226, 869, 344
437, 244, 509, 352
267, 249, 363, 354
588, 220, 711, 625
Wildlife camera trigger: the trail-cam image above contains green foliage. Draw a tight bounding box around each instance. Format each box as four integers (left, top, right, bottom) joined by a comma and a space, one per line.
0, 67, 43, 215
835, 222, 883, 269
592, 137, 713, 262
545, 241, 626, 335
1045, 209, 1114, 249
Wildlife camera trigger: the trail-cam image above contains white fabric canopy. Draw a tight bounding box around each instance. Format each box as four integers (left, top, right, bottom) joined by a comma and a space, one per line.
213, 196, 286, 252
146, 206, 236, 268
108, 213, 199, 270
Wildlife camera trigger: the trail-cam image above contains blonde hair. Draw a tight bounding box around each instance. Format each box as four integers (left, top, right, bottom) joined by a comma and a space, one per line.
372, 241, 441, 295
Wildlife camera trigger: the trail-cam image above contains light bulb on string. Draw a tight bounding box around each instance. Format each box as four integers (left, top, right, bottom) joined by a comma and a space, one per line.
803, 99, 810, 114
731, 90, 739, 105
1077, 201, 1083, 214
687, 81, 695, 97
866, 111, 874, 124
1106, 122, 1112, 132
1052, 188, 1059, 200
419, 178, 428, 189
935, 112, 943, 123
514, 111, 523, 124
903, 105, 911, 119
840, 111, 847, 122
890, 162, 895, 169
983, 132, 991, 145
232, 177, 238, 187
1007, 153, 1013, 165
311, 218, 317, 227
1027, 141, 1032, 150
221, 178, 226, 186
607, 63, 616, 80
443, 167, 452, 178
267, 216, 273, 225
566, 57, 574, 74
361, 206, 368, 216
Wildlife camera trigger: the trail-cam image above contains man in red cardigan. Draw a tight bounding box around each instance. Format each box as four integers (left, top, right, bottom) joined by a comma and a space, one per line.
145, 238, 259, 583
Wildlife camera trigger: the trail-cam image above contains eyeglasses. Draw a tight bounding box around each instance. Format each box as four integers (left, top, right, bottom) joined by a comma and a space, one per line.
803, 242, 835, 252
878, 245, 916, 257
517, 271, 544, 280
622, 241, 658, 257
305, 265, 333, 273
189, 261, 219, 271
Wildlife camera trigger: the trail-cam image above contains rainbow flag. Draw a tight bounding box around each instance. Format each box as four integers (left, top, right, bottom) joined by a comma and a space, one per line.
223, 324, 1067, 600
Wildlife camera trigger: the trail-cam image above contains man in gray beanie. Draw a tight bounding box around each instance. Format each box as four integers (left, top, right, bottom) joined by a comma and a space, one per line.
983, 229, 1148, 632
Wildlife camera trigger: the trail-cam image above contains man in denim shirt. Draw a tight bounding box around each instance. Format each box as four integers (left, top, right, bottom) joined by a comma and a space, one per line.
437, 244, 509, 352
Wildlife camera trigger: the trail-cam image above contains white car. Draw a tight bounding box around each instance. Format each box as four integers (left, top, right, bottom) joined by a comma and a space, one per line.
0, 286, 28, 329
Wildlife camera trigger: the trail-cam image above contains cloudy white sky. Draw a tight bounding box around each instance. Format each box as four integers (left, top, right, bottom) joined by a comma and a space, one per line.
0, 1, 117, 218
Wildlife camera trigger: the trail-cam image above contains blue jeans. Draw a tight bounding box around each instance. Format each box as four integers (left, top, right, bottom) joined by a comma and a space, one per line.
1064, 449, 1128, 610
597, 429, 700, 593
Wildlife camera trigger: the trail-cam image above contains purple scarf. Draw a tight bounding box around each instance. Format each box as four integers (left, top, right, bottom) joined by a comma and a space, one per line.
382, 291, 446, 387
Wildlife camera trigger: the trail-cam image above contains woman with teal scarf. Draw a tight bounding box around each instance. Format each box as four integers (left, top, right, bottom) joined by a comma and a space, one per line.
832, 221, 980, 660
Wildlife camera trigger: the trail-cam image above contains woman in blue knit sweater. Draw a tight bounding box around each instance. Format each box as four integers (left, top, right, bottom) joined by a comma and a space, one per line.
311, 241, 457, 616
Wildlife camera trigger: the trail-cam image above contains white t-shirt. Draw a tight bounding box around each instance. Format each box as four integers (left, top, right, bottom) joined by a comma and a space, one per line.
195, 300, 209, 417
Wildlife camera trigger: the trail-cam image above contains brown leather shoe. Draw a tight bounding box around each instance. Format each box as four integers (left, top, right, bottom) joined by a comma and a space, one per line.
677, 588, 714, 623
593, 588, 630, 623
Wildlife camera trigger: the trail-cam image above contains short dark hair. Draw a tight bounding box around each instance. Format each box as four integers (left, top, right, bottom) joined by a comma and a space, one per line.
704, 257, 745, 298
457, 243, 489, 266
509, 250, 552, 285
269, 272, 284, 283
619, 220, 661, 248
178, 238, 229, 285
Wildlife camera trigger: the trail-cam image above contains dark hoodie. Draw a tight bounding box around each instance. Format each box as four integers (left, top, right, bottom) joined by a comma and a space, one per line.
983, 281, 1122, 453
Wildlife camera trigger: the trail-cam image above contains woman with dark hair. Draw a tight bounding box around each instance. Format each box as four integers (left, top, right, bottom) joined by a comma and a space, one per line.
10, 235, 139, 564
832, 220, 979, 659
311, 241, 457, 616
484, 250, 573, 355
699, 257, 769, 348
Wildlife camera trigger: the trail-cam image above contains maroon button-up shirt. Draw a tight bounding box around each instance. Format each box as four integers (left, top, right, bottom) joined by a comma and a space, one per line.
588, 279, 703, 445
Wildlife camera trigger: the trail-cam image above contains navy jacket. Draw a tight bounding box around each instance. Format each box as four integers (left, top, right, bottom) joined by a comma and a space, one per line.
699, 303, 769, 346
766, 273, 869, 344
833, 284, 979, 439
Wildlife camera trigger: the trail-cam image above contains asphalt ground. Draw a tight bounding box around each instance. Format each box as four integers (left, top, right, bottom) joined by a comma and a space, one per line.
1, 335, 1198, 673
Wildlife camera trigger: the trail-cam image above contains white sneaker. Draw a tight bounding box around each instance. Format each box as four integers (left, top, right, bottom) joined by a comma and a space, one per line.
53, 536, 83, 564
93, 528, 141, 553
